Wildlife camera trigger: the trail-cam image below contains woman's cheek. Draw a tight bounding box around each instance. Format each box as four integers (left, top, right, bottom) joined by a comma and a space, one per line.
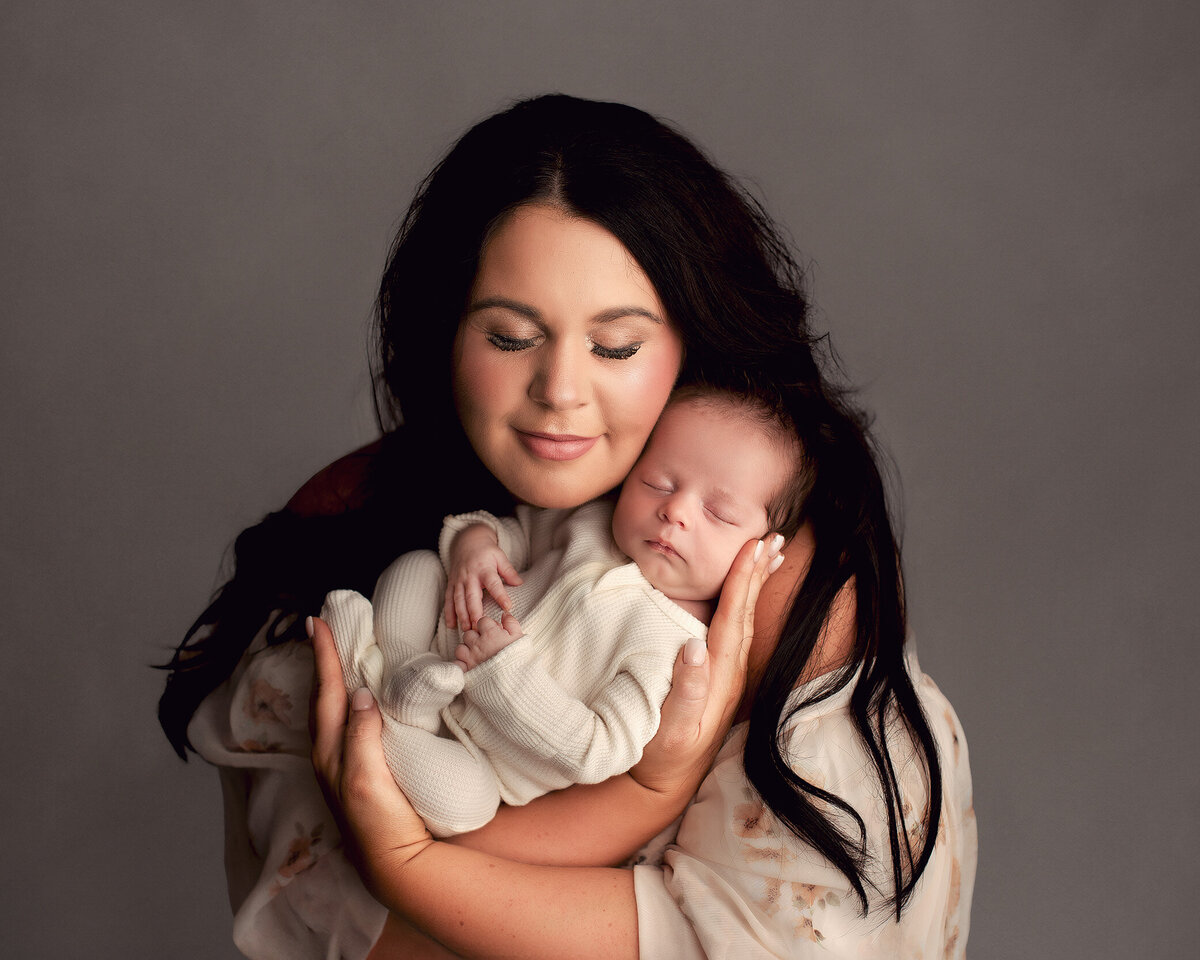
615, 342, 683, 437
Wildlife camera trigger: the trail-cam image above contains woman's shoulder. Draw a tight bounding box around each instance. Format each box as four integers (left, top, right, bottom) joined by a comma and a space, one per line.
285, 439, 384, 518
781, 647, 968, 751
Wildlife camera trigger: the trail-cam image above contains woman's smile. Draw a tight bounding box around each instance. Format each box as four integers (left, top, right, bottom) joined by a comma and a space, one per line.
515, 430, 600, 462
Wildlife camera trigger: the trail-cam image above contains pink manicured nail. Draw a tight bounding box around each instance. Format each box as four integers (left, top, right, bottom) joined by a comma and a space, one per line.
752, 539, 764, 562
768, 553, 785, 574
305, 616, 314, 638
684, 636, 708, 665
352, 687, 374, 711
768, 534, 785, 556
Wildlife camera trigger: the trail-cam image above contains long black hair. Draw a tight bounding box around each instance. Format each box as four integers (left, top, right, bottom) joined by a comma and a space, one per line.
159, 94, 941, 916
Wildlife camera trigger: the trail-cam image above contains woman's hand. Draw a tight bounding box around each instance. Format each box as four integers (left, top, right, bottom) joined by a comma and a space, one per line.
308, 616, 433, 899
630, 534, 785, 800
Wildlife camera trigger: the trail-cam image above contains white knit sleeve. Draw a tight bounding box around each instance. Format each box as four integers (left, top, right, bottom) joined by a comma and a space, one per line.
461, 636, 677, 784
437, 510, 530, 571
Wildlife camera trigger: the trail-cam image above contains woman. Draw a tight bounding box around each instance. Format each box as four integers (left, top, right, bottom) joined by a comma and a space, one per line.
162, 95, 974, 957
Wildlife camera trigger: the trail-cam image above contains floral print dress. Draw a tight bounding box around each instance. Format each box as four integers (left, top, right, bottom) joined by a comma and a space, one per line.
634, 650, 976, 958
191, 629, 973, 960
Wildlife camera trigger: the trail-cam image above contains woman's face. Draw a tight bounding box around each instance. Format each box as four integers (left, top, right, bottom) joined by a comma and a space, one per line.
454, 204, 683, 508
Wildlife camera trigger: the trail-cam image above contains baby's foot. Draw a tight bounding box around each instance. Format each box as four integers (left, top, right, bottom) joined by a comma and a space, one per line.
320, 590, 378, 693
383, 654, 465, 733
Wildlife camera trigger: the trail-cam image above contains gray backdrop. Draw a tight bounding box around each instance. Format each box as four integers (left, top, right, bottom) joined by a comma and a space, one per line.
4, 2, 1197, 957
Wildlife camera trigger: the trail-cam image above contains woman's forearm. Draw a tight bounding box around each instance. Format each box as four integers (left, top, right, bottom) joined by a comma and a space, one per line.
450, 771, 687, 866
372, 843, 639, 960
369, 913, 464, 959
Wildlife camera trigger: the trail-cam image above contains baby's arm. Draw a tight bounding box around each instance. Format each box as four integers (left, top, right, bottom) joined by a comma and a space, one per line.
463, 632, 677, 787
442, 522, 523, 630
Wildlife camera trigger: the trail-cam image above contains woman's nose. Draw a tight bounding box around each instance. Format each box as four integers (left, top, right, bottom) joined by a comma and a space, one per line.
529, 342, 587, 410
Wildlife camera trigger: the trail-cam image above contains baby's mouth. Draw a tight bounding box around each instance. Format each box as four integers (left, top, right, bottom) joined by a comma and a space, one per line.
646, 538, 680, 559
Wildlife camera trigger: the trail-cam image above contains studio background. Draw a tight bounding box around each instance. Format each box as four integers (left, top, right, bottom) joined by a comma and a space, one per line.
3, 2, 1197, 957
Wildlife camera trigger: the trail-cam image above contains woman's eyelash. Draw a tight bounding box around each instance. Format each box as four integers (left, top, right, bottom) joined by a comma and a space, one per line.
486, 333, 538, 351
484, 334, 642, 360
591, 341, 643, 360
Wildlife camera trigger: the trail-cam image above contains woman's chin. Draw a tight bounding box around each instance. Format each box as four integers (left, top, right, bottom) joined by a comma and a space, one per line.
502, 458, 626, 509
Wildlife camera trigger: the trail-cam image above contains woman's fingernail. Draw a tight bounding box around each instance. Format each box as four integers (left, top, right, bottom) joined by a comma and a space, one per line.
305, 616, 314, 638
352, 687, 374, 711
752, 539, 764, 562
768, 534, 785, 556
684, 636, 708, 665
768, 553, 785, 574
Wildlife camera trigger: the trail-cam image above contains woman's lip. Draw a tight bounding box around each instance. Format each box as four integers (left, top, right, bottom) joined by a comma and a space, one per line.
516, 430, 600, 462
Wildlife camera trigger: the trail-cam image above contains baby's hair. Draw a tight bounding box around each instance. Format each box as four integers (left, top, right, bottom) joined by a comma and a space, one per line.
663, 384, 809, 538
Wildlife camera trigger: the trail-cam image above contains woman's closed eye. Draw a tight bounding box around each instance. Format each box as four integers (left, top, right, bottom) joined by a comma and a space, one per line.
486, 332, 541, 352
485, 332, 643, 360
590, 339, 643, 360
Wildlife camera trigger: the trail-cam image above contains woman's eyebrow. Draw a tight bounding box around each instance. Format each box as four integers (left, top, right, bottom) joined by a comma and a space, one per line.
592, 306, 666, 325
467, 298, 664, 326
467, 296, 540, 319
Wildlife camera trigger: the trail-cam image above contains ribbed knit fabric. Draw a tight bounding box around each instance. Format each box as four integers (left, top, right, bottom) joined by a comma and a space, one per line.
321, 501, 705, 837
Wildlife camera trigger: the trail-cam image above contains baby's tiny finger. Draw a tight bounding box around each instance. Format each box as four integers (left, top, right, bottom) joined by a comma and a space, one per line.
500, 612, 524, 639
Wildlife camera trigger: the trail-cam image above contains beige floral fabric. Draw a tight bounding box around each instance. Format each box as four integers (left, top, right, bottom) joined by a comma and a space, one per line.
635, 651, 975, 959
192, 626, 973, 960
189, 629, 388, 960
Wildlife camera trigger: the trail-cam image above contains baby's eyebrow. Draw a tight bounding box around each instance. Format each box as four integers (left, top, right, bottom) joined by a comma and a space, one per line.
706, 488, 744, 513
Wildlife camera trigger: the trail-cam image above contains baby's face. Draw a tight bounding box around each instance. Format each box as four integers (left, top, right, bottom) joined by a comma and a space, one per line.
612, 399, 791, 604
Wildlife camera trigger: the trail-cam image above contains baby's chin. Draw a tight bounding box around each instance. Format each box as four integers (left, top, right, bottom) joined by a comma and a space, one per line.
646, 579, 719, 612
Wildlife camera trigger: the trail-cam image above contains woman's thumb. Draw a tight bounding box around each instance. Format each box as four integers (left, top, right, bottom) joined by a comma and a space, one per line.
343, 687, 386, 767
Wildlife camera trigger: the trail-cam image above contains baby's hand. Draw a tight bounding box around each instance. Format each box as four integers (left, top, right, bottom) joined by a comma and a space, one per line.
455, 613, 525, 671
444, 523, 524, 630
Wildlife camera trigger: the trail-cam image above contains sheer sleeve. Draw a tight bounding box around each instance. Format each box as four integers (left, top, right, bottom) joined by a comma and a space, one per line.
189, 628, 388, 960
632, 657, 976, 959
